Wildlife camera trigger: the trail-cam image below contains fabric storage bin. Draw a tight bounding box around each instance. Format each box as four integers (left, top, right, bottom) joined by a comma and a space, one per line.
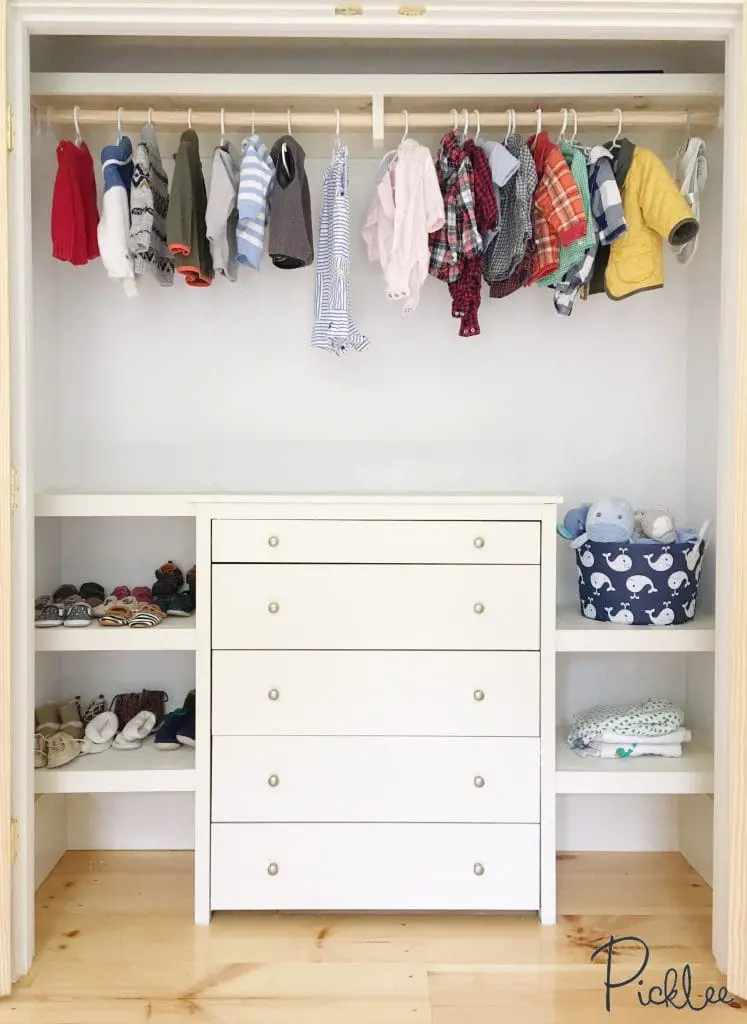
575, 539, 706, 625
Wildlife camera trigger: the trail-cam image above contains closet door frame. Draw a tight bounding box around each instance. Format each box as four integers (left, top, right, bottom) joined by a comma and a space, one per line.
5, 0, 747, 994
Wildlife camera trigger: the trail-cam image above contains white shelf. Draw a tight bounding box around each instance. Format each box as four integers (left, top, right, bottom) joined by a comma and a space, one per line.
34, 738, 195, 794
35, 617, 197, 652
555, 729, 714, 795
35, 492, 199, 517
556, 606, 715, 653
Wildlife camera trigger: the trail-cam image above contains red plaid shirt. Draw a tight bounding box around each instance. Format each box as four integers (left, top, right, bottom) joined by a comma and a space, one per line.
448, 140, 497, 336
526, 132, 586, 285
429, 133, 481, 285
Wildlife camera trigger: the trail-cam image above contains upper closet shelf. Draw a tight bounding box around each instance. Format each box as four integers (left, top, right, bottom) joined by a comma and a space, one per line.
556, 606, 715, 653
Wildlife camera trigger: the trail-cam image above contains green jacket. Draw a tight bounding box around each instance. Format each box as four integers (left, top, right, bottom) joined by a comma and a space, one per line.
538, 141, 596, 288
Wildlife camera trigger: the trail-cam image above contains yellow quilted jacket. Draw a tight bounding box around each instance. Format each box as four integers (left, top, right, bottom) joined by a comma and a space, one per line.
606, 146, 698, 300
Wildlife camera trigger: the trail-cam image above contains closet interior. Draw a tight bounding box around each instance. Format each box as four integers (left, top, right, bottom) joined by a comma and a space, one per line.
15, 30, 725, 964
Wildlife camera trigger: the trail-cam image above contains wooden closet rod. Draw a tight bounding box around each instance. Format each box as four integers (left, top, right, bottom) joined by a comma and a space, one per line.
37, 107, 720, 131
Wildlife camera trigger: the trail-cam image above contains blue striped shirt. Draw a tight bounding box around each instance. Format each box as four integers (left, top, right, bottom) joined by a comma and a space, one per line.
236, 134, 275, 269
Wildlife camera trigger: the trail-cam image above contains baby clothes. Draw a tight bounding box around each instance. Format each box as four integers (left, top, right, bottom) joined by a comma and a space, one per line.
597, 727, 691, 745
362, 138, 445, 314
574, 741, 684, 759
236, 134, 275, 270
526, 131, 587, 284
129, 123, 174, 287
568, 697, 685, 747
311, 144, 368, 355
206, 141, 240, 282
167, 129, 213, 287
539, 141, 596, 289
268, 135, 314, 269
98, 135, 137, 297
484, 134, 537, 286
673, 136, 707, 265
51, 139, 100, 265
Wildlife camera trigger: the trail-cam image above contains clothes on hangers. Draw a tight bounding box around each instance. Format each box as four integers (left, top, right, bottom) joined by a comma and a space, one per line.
674, 136, 707, 266
311, 143, 368, 355
129, 123, 174, 287
429, 132, 481, 286
483, 133, 537, 286
538, 141, 595, 289
362, 137, 445, 314
206, 141, 240, 282
268, 135, 314, 270
167, 129, 214, 287
605, 146, 699, 300
553, 146, 627, 316
449, 139, 496, 336
526, 131, 587, 285
235, 133, 275, 270
478, 137, 519, 249
51, 139, 100, 266
98, 134, 137, 297
585, 138, 635, 296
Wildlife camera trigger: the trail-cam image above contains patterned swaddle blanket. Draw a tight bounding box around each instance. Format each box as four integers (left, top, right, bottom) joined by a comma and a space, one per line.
568, 697, 684, 748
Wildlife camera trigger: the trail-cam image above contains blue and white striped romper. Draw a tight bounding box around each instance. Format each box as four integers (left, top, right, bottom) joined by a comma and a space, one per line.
311, 143, 368, 354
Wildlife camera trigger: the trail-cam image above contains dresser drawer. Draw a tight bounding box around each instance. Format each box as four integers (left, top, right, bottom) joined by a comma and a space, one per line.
212, 518, 540, 564
212, 564, 540, 650
212, 736, 539, 824
212, 650, 540, 736
211, 823, 540, 910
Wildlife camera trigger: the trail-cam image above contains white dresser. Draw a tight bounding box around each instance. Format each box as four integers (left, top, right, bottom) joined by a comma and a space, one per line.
202, 496, 559, 921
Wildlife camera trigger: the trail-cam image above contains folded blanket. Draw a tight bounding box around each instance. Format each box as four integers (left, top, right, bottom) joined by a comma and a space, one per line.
573, 741, 683, 759
568, 697, 684, 746
598, 727, 691, 746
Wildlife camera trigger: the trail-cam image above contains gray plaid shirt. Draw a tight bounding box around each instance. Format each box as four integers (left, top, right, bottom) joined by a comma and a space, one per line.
483, 134, 537, 284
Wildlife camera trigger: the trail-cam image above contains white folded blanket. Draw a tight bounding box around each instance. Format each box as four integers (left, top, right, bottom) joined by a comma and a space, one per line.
573, 741, 683, 759
598, 727, 692, 746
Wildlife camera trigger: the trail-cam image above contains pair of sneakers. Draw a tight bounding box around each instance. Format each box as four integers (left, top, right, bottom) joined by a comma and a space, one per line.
154, 690, 196, 749
35, 583, 106, 628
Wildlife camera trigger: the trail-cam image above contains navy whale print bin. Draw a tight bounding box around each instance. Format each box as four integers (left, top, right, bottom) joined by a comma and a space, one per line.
575, 539, 706, 625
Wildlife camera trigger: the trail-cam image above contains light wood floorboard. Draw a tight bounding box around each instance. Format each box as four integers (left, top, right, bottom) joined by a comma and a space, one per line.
2, 850, 743, 1022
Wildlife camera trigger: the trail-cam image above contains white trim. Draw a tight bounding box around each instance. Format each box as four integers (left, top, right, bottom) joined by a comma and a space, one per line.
556, 608, 716, 653
194, 509, 212, 925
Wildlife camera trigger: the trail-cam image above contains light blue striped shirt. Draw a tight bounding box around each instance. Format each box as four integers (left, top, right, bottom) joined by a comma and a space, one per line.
236, 134, 275, 269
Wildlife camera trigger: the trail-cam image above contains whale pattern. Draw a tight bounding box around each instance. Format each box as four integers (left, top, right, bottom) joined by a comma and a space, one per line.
576, 539, 706, 626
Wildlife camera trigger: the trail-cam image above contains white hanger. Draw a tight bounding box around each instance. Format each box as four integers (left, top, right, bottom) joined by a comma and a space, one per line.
472, 109, 481, 141
610, 107, 623, 150
220, 107, 226, 147
281, 109, 292, 176
73, 105, 82, 145
187, 107, 193, 130
569, 108, 578, 143
451, 108, 458, 134
287, 109, 292, 136
147, 107, 154, 126
335, 108, 341, 145
116, 106, 123, 142
557, 107, 568, 143
504, 108, 515, 143
535, 106, 542, 136
401, 109, 409, 144
251, 109, 256, 135
462, 108, 469, 136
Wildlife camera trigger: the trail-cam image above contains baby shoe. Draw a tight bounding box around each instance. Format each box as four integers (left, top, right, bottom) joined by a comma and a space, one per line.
155, 562, 184, 592
79, 582, 105, 609
52, 584, 78, 604
110, 692, 141, 727
57, 698, 84, 739
34, 733, 48, 769
112, 710, 156, 750
112, 586, 132, 601
129, 604, 166, 629
186, 566, 196, 599
139, 689, 168, 729
46, 733, 82, 769
167, 592, 195, 618
35, 602, 63, 628
34, 595, 51, 620
154, 708, 187, 751
175, 690, 196, 747
35, 702, 60, 738
63, 599, 93, 627
82, 694, 107, 724
132, 586, 152, 605
81, 711, 118, 754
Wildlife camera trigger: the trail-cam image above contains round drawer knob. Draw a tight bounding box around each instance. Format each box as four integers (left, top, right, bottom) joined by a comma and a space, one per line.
268, 689, 280, 701
473, 602, 485, 615
268, 774, 279, 787
267, 862, 279, 876
473, 862, 485, 876
473, 776, 485, 788
473, 689, 485, 702
268, 602, 280, 614
268, 535, 280, 547
473, 537, 485, 549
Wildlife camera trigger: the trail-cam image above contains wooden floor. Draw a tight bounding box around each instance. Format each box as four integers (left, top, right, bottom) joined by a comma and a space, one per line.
4, 851, 742, 1022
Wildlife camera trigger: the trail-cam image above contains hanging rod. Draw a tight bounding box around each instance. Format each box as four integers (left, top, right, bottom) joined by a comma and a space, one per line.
36, 107, 720, 132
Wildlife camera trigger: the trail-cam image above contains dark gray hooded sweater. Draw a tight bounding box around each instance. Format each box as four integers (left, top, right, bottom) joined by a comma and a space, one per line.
268, 135, 314, 269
